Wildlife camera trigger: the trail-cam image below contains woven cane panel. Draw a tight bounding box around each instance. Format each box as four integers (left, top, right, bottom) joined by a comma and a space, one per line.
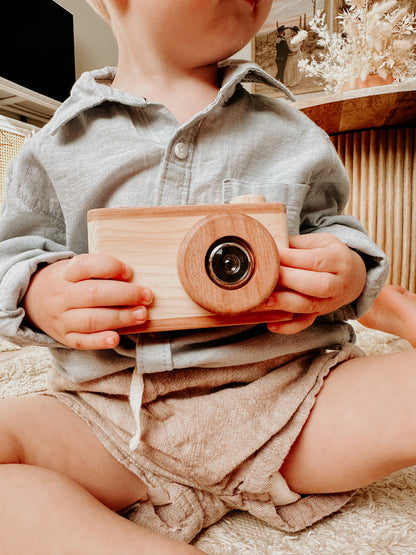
332, 127, 416, 292
0, 129, 25, 207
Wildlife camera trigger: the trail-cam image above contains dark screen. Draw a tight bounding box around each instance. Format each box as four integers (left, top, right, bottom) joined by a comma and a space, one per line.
1, 0, 75, 102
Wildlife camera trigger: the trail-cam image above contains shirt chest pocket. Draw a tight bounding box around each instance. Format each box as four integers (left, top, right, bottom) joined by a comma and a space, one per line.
222, 179, 310, 235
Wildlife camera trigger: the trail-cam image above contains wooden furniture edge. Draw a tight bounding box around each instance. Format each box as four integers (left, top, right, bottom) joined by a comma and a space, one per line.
294, 81, 416, 134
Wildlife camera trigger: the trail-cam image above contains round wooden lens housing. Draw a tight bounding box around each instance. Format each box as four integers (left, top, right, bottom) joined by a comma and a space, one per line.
177, 212, 280, 316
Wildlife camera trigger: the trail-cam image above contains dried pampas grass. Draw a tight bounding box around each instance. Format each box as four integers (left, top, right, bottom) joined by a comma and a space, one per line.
298, 0, 416, 92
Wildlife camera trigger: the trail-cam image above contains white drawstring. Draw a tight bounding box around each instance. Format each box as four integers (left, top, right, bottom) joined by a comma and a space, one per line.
269, 471, 301, 506
129, 366, 145, 450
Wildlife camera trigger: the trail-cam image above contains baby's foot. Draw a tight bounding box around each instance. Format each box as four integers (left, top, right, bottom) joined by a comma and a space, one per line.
358, 284, 416, 347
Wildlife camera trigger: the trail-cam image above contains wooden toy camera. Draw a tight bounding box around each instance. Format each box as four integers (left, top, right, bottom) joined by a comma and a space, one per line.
88, 195, 289, 333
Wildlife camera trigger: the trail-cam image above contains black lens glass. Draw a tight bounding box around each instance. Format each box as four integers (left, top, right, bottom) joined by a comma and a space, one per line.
206, 236, 254, 289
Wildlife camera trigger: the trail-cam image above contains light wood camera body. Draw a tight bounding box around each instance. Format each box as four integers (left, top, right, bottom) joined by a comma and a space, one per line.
88, 200, 289, 333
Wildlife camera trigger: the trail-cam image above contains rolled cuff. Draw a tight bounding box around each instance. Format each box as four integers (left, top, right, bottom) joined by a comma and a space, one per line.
0, 250, 75, 347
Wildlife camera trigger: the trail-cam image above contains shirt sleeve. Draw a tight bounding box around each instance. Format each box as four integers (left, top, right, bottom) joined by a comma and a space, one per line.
0, 140, 75, 346
299, 134, 389, 320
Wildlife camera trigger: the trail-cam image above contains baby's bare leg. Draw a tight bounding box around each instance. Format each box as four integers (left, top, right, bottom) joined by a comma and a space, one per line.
0, 396, 204, 555
280, 349, 416, 494
358, 284, 416, 347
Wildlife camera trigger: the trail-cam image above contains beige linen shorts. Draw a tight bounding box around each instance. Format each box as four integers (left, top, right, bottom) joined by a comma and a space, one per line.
47, 344, 362, 543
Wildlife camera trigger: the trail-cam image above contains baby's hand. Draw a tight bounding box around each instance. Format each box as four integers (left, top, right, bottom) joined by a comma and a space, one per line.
264, 233, 367, 335
23, 254, 153, 350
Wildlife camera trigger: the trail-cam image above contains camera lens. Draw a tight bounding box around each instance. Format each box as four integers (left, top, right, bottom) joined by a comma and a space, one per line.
206, 236, 254, 289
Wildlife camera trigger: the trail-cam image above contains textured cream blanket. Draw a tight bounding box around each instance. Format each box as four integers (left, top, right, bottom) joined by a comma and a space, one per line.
1, 324, 415, 554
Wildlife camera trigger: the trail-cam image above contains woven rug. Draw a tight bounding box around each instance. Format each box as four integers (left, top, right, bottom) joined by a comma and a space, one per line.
1, 324, 415, 554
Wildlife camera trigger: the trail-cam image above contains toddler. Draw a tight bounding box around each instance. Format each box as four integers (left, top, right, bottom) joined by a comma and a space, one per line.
1, 1, 415, 553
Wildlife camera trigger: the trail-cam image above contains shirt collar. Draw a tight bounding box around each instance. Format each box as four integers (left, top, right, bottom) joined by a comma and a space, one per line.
218, 59, 295, 103
49, 60, 295, 135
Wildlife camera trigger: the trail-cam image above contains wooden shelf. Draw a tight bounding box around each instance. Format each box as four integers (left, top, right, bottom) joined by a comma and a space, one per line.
294, 81, 416, 134
0, 76, 60, 125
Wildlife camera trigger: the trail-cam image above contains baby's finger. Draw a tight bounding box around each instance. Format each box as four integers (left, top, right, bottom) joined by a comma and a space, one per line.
267, 313, 318, 335
63, 254, 133, 282
278, 265, 338, 299
67, 279, 152, 310
63, 306, 149, 334
264, 288, 332, 314
64, 330, 121, 350
279, 234, 344, 272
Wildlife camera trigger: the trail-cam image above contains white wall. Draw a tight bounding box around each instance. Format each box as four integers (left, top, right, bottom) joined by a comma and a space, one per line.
53, 0, 118, 78
235, 44, 252, 62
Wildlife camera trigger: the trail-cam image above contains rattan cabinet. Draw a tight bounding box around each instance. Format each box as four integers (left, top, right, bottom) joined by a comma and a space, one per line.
296, 82, 416, 291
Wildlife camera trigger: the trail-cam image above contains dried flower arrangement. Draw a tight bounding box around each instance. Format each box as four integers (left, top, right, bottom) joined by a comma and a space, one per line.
296, 0, 416, 92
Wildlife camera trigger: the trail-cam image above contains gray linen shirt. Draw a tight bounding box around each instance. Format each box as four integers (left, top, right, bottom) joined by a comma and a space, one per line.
0, 61, 388, 383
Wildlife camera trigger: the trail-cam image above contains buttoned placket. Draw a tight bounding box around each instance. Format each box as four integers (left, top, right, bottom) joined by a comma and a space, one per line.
156, 122, 201, 207
135, 122, 202, 374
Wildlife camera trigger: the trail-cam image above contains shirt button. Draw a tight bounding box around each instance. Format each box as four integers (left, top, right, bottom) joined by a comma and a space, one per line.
174, 142, 188, 159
